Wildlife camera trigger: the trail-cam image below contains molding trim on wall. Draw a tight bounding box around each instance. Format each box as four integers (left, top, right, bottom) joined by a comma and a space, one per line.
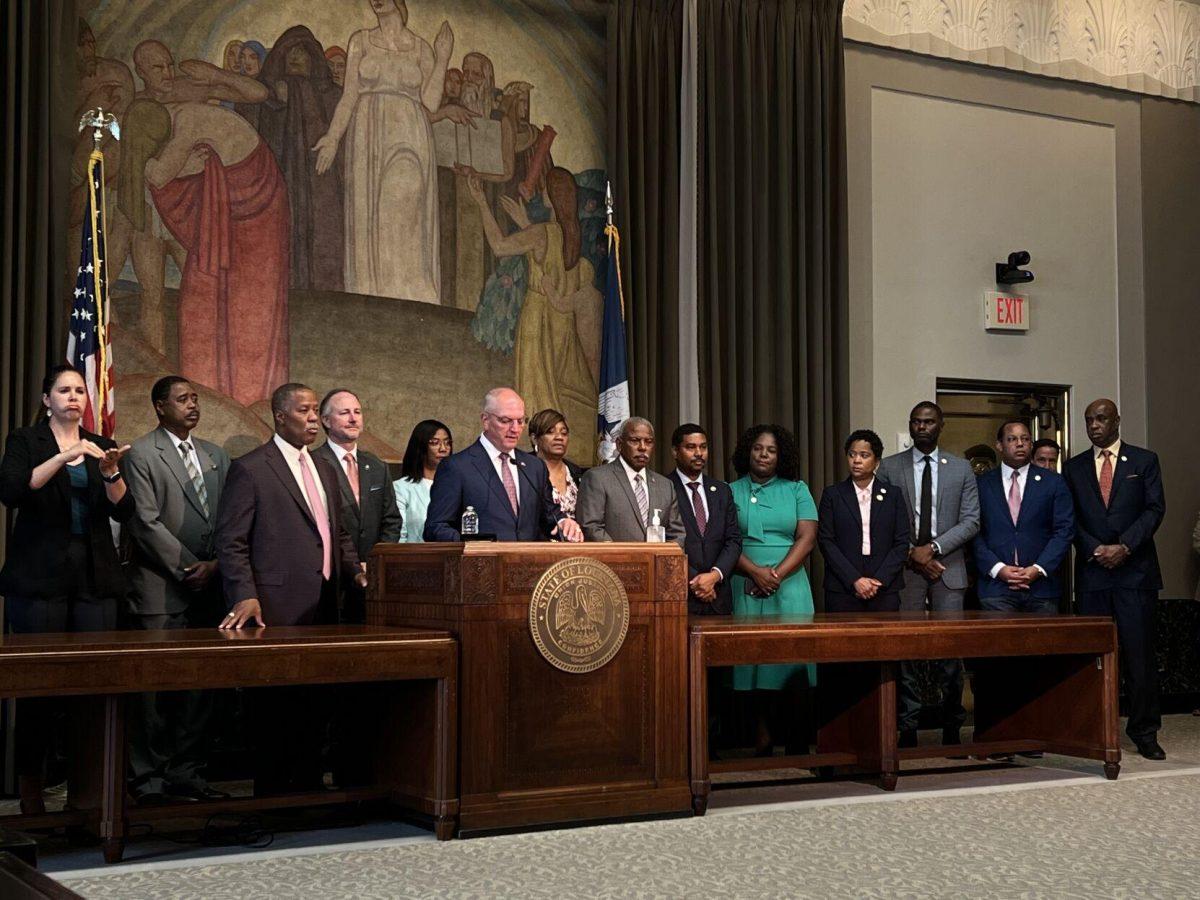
844, 0, 1200, 102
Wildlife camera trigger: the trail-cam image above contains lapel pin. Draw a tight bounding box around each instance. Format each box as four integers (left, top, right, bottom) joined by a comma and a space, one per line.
880, 486, 887, 493
1034, 474, 1042, 481
1120, 455, 1127, 462
941, 458, 948, 464
709, 485, 716, 492
875, 493, 883, 501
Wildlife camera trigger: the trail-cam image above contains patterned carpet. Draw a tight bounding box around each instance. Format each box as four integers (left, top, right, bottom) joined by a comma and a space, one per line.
56, 715, 1200, 899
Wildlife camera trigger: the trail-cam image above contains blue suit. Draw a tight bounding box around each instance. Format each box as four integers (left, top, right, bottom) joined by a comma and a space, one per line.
424, 439, 565, 542
974, 465, 1074, 605
1063, 442, 1164, 742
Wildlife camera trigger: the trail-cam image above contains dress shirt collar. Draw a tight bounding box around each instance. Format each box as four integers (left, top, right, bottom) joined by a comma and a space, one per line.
1093, 439, 1122, 461
853, 477, 876, 499
676, 469, 705, 489
326, 439, 357, 466
619, 455, 647, 485
273, 432, 312, 465
1001, 462, 1029, 482
479, 433, 514, 462
912, 446, 938, 464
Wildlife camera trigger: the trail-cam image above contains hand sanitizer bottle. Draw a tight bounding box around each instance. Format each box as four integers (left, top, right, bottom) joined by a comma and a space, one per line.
646, 508, 666, 543
461, 505, 479, 537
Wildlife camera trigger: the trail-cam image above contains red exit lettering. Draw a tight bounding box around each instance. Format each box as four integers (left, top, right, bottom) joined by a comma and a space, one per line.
995, 295, 1023, 324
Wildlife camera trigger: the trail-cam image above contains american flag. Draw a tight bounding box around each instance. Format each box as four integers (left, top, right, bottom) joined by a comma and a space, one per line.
67, 149, 115, 436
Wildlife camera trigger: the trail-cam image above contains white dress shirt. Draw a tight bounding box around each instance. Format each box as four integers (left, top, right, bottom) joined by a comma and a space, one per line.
619, 455, 648, 492
855, 478, 875, 555
273, 433, 328, 517
1093, 439, 1122, 480
988, 463, 1046, 579
166, 427, 203, 480
911, 446, 939, 541
479, 433, 520, 510
326, 439, 358, 471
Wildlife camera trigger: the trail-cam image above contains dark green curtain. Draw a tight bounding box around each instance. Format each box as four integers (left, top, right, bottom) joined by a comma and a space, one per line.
1, 0, 77, 563
607, 0, 682, 470
697, 0, 849, 496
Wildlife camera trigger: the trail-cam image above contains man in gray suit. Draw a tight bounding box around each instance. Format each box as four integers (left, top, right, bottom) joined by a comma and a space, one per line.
312, 388, 403, 624
877, 401, 980, 749
124, 375, 231, 802
576, 417, 685, 544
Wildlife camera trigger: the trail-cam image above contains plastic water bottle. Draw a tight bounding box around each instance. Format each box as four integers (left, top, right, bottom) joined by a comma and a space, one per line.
461, 506, 479, 537
646, 508, 666, 543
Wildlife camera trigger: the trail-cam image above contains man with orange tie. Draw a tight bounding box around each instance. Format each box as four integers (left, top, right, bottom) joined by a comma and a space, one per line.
313, 388, 402, 624
216, 383, 364, 794
1064, 399, 1166, 760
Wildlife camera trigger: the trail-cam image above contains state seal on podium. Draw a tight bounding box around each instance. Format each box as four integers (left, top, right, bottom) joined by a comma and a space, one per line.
529, 557, 630, 674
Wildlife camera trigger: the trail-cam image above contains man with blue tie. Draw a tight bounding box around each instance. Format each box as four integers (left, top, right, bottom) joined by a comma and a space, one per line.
1064, 399, 1166, 760
424, 387, 582, 542
974, 420, 1074, 613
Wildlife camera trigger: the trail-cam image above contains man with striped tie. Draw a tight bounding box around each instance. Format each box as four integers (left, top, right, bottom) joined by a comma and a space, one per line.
124, 375, 231, 803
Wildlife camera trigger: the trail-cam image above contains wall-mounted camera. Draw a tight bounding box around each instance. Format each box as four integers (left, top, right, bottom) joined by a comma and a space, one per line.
996, 251, 1034, 285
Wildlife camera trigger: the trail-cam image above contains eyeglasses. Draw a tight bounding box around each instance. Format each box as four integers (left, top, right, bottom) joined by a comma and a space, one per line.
488, 414, 527, 428
427, 438, 452, 448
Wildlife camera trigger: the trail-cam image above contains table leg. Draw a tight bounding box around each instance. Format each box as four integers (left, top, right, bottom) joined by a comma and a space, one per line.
689, 632, 710, 816
99, 695, 127, 864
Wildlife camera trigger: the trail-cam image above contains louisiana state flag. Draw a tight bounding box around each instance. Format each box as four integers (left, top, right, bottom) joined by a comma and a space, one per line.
597, 221, 630, 462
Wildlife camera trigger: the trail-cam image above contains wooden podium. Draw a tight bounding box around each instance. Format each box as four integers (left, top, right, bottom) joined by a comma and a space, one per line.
368, 542, 691, 834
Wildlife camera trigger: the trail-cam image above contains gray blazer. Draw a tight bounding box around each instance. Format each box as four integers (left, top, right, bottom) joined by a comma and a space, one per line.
877, 448, 980, 591
576, 460, 686, 545
124, 426, 230, 616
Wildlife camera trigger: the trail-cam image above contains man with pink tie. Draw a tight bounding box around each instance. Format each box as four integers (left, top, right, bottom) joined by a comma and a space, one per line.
215, 382, 364, 794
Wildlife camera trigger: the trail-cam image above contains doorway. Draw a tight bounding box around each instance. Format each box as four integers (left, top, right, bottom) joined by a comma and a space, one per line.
935, 378, 1070, 473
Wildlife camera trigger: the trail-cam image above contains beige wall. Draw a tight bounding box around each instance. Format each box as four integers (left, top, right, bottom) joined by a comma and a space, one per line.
846, 42, 1147, 459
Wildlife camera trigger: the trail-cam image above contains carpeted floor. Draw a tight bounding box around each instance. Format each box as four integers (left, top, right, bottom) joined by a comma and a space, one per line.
50, 714, 1200, 899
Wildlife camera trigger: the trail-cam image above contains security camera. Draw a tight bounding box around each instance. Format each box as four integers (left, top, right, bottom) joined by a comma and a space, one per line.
996, 251, 1034, 285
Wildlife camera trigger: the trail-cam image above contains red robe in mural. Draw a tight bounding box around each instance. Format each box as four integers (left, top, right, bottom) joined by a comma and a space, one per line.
151, 140, 289, 406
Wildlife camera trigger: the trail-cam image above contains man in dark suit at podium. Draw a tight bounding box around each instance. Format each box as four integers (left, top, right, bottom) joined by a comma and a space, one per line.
974, 420, 1074, 614
313, 388, 403, 623
424, 387, 582, 542
1064, 398, 1166, 760
669, 424, 741, 614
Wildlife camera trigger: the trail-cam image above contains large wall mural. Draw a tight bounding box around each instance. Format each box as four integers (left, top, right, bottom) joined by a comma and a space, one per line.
74, 0, 607, 463
844, 0, 1200, 102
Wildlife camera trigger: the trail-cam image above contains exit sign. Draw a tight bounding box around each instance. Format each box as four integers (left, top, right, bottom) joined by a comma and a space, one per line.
985, 291, 1029, 331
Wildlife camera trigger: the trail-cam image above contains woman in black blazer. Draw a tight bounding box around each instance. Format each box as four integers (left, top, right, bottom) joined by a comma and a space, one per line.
529, 408, 587, 520
818, 429, 910, 613
0, 365, 133, 813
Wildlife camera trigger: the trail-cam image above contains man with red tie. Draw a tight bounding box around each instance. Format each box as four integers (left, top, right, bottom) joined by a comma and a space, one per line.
215, 383, 364, 793
1064, 399, 1166, 760
313, 388, 402, 624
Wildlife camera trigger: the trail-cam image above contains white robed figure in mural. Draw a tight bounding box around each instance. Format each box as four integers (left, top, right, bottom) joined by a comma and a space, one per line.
315, 0, 469, 302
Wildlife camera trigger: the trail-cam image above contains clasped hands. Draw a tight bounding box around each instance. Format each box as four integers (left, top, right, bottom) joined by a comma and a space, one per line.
689, 570, 721, 603
907, 543, 945, 581
1092, 543, 1130, 569
996, 565, 1044, 590
747, 563, 781, 598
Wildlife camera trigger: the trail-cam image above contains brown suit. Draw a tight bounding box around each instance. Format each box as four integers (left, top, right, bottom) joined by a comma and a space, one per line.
216, 438, 360, 626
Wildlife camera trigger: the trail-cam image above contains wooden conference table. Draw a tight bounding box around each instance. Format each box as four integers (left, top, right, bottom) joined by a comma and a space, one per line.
0, 626, 458, 862
688, 611, 1121, 814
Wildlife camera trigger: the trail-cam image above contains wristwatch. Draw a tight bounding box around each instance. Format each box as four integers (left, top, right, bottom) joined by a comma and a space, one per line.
101, 470, 123, 484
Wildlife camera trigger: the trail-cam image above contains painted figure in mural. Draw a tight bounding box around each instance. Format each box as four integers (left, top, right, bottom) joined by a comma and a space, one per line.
460, 51, 498, 118
440, 67, 463, 107
325, 46, 347, 88
223, 40, 244, 73
123, 68, 289, 405
123, 41, 269, 358
234, 41, 269, 129
466, 169, 601, 464
315, 0, 465, 303
258, 25, 344, 292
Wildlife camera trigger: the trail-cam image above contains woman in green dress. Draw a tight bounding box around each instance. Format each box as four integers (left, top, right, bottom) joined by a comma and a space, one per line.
730, 424, 819, 753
